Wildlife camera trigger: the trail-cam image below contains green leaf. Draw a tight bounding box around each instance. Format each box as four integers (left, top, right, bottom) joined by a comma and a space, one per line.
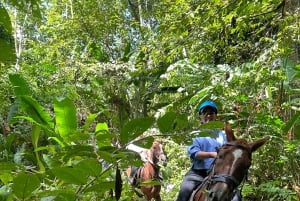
32, 125, 45, 172
199, 121, 224, 129
38, 190, 75, 201
120, 117, 155, 144
9, 74, 31, 96
19, 96, 54, 128
84, 181, 114, 193
61, 145, 97, 161
12, 173, 40, 200
188, 86, 213, 105
0, 6, 12, 33
282, 111, 300, 135
73, 159, 102, 177
0, 162, 17, 173
95, 122, 114, 146
83, 113, 98, 131
0, 173, 13, 184
157, 112, 188, 133
157, 112, 177, 133
51, 167, 87, 185
53, 97, 77, 139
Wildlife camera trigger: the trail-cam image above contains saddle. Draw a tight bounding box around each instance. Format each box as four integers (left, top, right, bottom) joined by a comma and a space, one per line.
128, 166, 142, 187
128, 166, 163, 188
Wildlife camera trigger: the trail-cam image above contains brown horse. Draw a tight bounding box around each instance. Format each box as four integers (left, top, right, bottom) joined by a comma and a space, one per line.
126, 140, 167, 201
190, 122, 269, 201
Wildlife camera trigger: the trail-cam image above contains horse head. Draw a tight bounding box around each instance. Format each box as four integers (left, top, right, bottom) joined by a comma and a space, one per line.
205, 122, 269, 201
149, 140, 167, 167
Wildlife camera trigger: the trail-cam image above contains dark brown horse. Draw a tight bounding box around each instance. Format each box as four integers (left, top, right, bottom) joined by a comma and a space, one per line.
190, 122, 269, 201
126, 140, 167, 201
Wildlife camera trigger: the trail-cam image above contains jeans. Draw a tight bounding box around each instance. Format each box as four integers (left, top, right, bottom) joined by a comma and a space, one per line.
176, 169, 206, 201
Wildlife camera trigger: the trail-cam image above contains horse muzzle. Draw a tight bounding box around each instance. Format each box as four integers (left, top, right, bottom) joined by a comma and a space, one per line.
157, 154, 167, 167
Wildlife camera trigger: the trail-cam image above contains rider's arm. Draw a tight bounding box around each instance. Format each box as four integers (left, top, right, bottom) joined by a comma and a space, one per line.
195, 151, 217, 159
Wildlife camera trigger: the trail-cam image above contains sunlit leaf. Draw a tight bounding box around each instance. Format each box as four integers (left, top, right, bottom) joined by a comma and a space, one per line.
189, 86, 213, 105
53, 97, 77, 139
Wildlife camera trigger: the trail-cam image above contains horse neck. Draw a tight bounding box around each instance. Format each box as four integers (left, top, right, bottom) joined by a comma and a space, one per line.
143, 161, 160, 180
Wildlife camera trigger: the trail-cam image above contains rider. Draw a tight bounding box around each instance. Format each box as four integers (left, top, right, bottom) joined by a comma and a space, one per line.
176, 100, 242, 201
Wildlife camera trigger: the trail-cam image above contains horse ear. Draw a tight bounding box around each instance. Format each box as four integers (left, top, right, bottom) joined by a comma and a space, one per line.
225, 122, 236, 142
249, 136, 270, 152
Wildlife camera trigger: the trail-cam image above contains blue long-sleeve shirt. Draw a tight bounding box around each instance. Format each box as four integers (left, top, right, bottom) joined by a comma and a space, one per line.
187, 130, 227, 170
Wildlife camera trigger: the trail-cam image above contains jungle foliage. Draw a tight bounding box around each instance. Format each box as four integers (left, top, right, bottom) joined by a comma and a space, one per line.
0, 0, 300, 200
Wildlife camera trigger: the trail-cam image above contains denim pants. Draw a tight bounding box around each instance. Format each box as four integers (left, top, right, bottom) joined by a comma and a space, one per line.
176, 169, 206, 201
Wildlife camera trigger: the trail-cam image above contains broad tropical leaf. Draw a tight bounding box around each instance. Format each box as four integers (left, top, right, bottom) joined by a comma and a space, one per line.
19, 96, 54, 129
53, 97, 77, 140
51, 167, 88, 185
9, 74, 31, 96
120, 117, 155, 144
157, 111, 189, 133
12, 173, 40, 200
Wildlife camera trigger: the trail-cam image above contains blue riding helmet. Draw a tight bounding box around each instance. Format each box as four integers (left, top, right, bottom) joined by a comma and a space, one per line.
198, 100, 218, 114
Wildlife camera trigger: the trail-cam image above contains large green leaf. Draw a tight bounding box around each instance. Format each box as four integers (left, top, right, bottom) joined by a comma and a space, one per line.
19, 96, 54, 129
51, 167, 88, 185
9, 74, 31, 96
12, 173, 40, 200
53, 97, 77, 140
73, 159, 102, 177
60, 145, 97, 162
157, 112, 189, 133
95, 122, 114, 147
120, 117, 155, 144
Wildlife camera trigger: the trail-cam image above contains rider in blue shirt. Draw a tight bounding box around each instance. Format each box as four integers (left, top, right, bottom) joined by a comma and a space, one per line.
176, 100, 242, 201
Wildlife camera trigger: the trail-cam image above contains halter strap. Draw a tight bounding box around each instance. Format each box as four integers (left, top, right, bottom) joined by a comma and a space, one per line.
210, 174, 240, 189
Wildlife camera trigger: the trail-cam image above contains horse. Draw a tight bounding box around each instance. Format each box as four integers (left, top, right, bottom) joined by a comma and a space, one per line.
190, 122, 269, 201
126, 140, 167, 201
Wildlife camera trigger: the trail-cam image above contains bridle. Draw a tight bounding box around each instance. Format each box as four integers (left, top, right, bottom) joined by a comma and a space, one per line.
206, 143, 250, 195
